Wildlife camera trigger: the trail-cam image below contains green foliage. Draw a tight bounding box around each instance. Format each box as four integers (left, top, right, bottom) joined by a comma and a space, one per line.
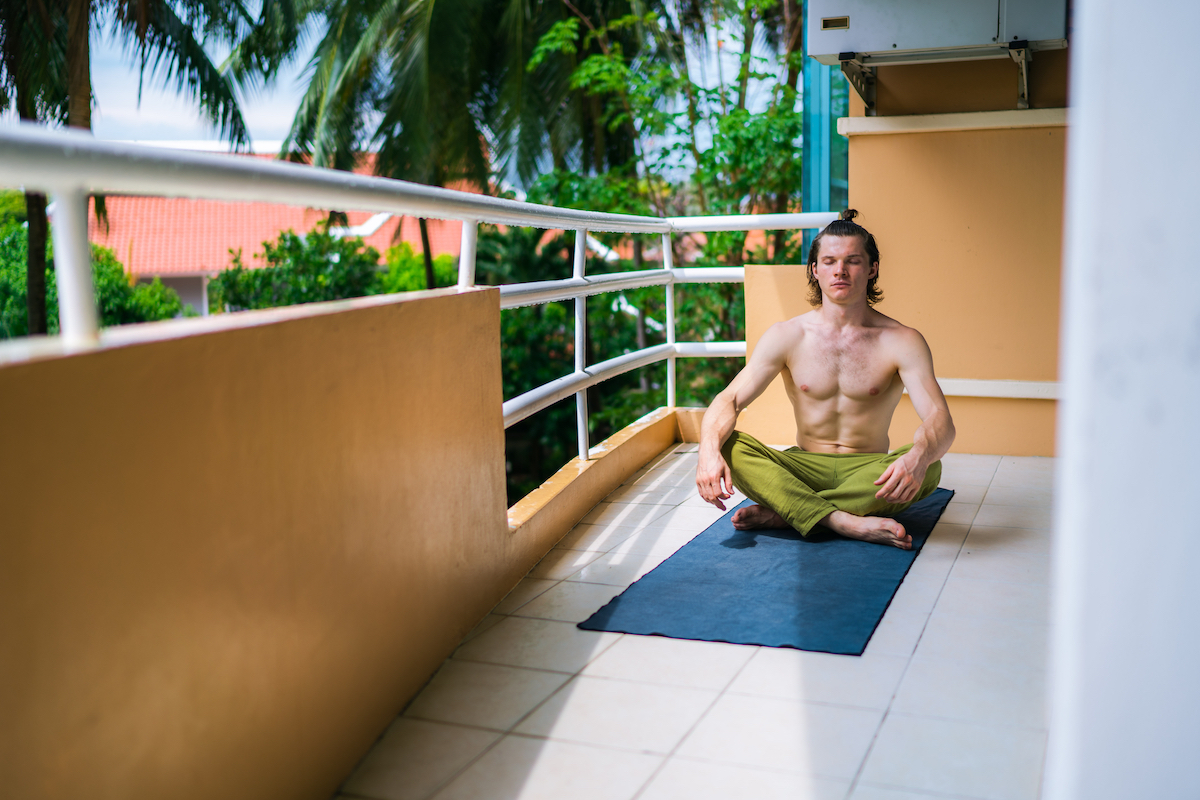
519, 0, 807, 260
472, 221, 746, 502
0, 190, 27, 225
379, 243, 457, 293
89, 246, 186, 327
526, 19, 580, 71
209, 229, 381, 312
526, 168, 658, 254
0, 220, 185, 338
0, 221, 29, 338
207, 228, 467, 315
695, 103, 805, 261
675, 283, 746, 405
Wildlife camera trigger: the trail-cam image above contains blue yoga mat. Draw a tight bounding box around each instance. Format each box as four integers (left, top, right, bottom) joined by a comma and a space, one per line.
577, 488, 955, 655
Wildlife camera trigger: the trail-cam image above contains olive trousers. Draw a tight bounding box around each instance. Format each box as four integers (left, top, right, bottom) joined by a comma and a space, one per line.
721, 431, 942, 536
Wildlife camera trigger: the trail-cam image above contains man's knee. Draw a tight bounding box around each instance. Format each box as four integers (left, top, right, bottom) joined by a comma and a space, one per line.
926, 459, 942, 489
720, 430, 751, 467
915, 459, 942, 502
723, 432, 783, 500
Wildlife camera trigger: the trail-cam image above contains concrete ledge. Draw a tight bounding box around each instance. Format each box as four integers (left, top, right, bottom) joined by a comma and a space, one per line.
838, 107, 1066, 137
507, 407, 681, 550
675, 407, 705, 442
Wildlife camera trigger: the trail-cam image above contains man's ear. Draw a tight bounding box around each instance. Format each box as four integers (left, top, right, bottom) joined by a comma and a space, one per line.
870, 262, 879, 279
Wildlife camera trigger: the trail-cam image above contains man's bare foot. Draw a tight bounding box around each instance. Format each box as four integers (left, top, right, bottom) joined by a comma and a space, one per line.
732, 504, 789, 530
822, 510, 912, 549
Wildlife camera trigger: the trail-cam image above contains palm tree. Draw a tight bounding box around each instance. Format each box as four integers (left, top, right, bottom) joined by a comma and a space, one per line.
1, 0, 68, 334
264, 0, 679, 287
257, 0, 497, 288
62, 0, 266, 140
4, 0, 296, 331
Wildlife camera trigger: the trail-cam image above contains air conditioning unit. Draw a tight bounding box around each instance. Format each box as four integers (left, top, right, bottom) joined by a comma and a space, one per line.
808, 0, 1068, 112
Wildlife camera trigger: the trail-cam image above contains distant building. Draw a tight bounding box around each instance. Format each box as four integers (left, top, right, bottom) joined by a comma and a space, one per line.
87, 150, 466, 315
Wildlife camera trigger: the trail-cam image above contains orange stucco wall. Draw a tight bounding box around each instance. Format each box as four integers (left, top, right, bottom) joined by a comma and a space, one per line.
850, 126, 1065, 384
739, 118, 1065, 455
0, 289, 551, 800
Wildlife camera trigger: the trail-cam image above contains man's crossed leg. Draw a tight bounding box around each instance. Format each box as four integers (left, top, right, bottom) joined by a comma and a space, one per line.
721, 431, 942, 550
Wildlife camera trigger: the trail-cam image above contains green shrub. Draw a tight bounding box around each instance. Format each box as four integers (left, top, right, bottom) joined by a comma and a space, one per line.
378, 242, 457, 293
209, 229, 381, 312
0, 220, 185, 338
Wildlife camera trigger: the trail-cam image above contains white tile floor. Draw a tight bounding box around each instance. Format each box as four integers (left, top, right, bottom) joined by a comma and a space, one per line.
338, 446, 1054, 800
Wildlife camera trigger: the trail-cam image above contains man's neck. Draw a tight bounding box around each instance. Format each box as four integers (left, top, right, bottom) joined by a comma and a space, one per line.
817, 298, 872, 328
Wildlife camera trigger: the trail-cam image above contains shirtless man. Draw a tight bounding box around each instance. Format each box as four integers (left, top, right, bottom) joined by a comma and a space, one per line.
695, 210, 955, 549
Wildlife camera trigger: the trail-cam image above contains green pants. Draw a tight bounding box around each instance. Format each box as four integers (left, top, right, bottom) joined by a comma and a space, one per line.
721, 431, 942, 536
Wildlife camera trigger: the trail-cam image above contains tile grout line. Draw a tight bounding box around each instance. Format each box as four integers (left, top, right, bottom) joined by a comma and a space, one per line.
432, 461, 696, 797
846, 781, 991, 800
627, 645, 765, 800
418, 487, 659, 800
356, 457, 701, 800
422, 631, 628, 800
843, 474, 982, 799
623, 459, 757, 800
373, 458, 1041, 800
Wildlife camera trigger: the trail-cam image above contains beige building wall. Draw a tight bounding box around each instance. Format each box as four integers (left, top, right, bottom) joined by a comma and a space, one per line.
0, 289, 555, 800
741, 53, 1068, 456
851, 122, 1064, 456
739, 120, 1064, 456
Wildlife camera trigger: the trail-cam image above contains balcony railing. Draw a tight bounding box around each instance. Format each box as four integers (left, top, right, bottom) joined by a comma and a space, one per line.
0, 125, 1059, 467
0, 124, 837, 462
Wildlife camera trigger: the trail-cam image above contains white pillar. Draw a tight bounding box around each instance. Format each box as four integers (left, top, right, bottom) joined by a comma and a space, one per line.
1045, 2, 1200, 798
458, 219, 478, 288
574, 229, 589, 461
50, 188, 99, 349
662, 232, 676, 407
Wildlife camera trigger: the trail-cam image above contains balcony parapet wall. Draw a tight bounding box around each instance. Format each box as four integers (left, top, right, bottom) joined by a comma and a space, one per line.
0, 288, 536, 800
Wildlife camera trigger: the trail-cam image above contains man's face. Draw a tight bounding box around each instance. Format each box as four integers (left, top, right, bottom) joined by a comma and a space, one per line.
812, 234, 877, 304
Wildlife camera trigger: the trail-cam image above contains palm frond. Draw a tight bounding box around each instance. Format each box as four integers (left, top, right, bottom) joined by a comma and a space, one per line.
116, 0, 252, 149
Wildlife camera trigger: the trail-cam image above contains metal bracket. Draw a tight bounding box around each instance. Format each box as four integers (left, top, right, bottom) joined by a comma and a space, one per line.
1009, 40, 1032, 110
839, 52, 877, 117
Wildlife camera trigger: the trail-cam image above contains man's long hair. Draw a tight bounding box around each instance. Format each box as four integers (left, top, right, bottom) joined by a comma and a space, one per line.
806, 209, 884, 307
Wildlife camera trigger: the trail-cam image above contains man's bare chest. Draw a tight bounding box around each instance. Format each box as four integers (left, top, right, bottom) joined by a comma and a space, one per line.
784, 335, 899, 402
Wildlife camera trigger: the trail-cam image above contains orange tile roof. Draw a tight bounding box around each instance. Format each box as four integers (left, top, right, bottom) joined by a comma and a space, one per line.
87, 155, 471, 277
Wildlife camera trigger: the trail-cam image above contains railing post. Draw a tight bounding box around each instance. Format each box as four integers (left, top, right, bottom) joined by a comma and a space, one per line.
457, 219, 478, 288
574, 229, 589, 461
51, 188, 99, 350
662, 232, 676, 407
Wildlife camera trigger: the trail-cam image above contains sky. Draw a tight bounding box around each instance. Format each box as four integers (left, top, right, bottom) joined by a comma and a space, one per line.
88, 16, 314, 148
5, 10, 786, 165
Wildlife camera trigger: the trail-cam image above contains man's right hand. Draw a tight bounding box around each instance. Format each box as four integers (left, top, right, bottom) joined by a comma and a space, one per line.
696, 449, 735, 510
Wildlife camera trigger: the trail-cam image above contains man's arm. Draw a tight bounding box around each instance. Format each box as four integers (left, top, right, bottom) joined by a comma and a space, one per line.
874, 329, 956, 503
696, 323, 792, 509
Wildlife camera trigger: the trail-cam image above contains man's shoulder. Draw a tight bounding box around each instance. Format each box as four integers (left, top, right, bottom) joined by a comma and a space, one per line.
765, 311, 816, 338
870, 310, 923, 338
870, 313, 933, 363
781, 310, 821, 330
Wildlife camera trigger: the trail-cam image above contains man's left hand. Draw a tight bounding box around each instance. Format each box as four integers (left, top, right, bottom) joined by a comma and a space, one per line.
874, 453, 927, 504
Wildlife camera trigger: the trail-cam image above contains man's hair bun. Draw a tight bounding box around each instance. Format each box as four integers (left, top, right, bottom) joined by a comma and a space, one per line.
840, 208, 859, 222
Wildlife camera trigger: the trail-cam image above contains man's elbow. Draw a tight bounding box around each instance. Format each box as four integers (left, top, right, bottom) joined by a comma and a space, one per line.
711, 386, 740, 412
942, 411, 957, 446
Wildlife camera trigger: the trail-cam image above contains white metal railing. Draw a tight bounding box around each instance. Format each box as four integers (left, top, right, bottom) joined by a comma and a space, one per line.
0, 123, 837, 461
